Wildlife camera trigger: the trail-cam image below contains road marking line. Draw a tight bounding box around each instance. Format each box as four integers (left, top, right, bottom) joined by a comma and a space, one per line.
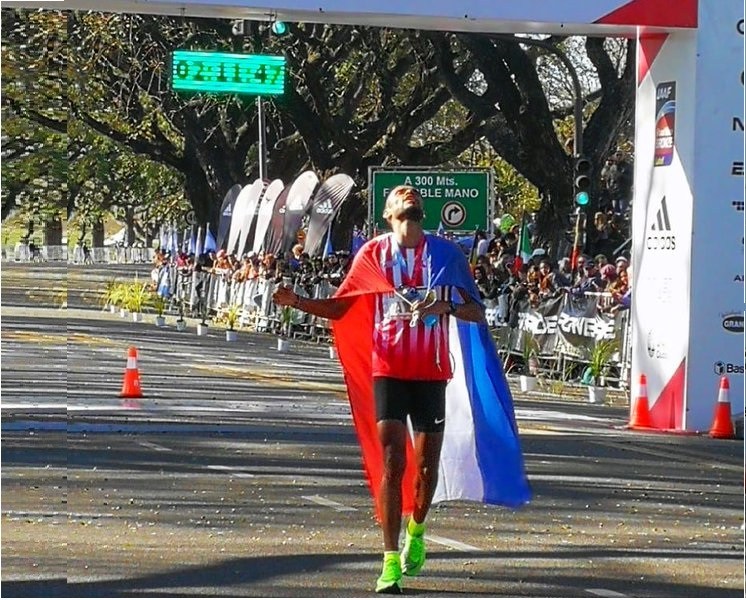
138, 441, 172, 452
425, 534, 480, 552
206, 465, 255, 478
3, 510, 115, 519
529, 473, 741, 495
593, 440, 743, 472
301, 495, 357, 512
586, 588, 628, 597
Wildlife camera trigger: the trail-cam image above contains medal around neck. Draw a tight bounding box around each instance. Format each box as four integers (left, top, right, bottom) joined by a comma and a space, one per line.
394, 286, 438, 328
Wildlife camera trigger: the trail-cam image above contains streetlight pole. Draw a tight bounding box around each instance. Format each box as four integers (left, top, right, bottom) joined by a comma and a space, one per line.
257, 95, 267, 180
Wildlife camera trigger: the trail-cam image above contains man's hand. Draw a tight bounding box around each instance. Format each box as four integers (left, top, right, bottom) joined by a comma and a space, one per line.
272, 285, 297, 307
413, 299, 450, 321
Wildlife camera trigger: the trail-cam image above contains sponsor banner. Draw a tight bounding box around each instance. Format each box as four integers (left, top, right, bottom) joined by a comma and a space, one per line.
632, 30, 696, 430
226, 183, 254, 255
686, 0, 745, 426
253, 179, 285, 254
304, 174, 355, 256
236, 178, 267, 257
228, 179, 264, 256
511, 295, 624, 359
216, 184, 242, 250
654, 82, 676, 167
281, 171, 319, 254
265, 184, 291, 256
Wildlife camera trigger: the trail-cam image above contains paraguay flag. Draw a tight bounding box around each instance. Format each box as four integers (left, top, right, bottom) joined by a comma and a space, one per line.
332, 234, 531, 518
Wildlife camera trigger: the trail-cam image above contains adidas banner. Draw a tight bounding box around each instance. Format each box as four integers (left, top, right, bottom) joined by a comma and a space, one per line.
280, 171, 319, 255
252, 179, 285, 255
304, 174, 355, 257
216, 184, 242, 250
236, 178, 267, 257
265, 184, 291, 256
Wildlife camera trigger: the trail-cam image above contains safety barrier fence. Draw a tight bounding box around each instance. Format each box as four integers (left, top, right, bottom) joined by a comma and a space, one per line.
156, 266, 631, 388
2, 244, 155, 264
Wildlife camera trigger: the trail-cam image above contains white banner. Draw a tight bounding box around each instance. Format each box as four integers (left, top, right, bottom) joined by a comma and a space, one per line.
686, 2, 744, 427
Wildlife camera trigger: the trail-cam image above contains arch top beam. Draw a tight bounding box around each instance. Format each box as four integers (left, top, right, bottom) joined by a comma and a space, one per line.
2, 0, 698, 34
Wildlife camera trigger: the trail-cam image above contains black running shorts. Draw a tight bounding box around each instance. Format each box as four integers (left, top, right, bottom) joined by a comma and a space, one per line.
373, 376, 447, 433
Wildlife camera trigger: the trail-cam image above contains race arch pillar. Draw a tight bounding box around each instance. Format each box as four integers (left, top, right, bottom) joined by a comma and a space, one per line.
631, 0, 744, 431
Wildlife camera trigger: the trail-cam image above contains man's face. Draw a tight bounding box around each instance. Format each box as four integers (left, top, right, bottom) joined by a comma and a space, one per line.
384, 186, 424, 223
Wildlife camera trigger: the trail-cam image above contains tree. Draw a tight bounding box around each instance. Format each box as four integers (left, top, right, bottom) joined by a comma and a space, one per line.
427, 33, 634, 252
4, 10, 635, 255
1, 9, 67, 229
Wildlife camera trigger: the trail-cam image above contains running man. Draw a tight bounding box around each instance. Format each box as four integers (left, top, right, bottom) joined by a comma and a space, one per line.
273, 185, 530, 594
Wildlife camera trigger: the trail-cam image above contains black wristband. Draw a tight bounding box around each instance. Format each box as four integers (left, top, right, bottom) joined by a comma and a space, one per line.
448, 300, 458, 315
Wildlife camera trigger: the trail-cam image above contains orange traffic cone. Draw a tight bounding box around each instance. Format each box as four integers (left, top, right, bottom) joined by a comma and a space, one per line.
709, 376, 735, 439
120, 346, 143, 399
629, 374, 652, 429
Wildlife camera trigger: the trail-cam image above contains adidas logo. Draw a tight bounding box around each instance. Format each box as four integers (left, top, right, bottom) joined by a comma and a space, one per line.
646, 196, 676, 251
732, 200, 744, 212
223, 205, 233, 217
650, 196, 672, 231
315, 199, 334, 215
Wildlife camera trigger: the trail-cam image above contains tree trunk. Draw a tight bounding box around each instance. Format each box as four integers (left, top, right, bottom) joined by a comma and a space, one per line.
124, 207, 136, 246
43, 217, 63, 246
92, 219, 105, 247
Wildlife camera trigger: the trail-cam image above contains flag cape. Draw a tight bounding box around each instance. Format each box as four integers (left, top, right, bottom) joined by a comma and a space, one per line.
332, 233, 531, 518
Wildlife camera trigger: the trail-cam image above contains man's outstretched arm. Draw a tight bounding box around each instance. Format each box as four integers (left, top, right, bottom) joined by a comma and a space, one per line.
272, 285, 355, 321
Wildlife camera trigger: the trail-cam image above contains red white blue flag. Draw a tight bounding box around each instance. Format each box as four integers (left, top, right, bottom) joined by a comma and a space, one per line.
332, 234, 531, 517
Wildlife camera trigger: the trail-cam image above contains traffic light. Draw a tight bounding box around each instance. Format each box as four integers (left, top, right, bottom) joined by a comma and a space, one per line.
270, 21, 289, 36
574, 155, 592, 206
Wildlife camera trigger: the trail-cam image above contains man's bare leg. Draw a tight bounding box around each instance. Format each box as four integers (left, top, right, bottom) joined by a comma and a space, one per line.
377, 420, 408, 550
412, 431, 444, 524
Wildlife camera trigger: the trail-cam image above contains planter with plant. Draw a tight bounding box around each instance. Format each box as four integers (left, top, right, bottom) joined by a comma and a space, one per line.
125, 282, 152, 322
175, 299, 187, 331
152, 294, 167, 327
276, 305, 294, 352
519, 333, 540, 392
101, 279, 125, 313
584, 338, 619, 404
220, 304, 242, 341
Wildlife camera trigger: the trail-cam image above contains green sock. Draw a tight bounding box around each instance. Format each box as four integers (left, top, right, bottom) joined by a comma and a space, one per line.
407, 518, 426, 536
384, 550, 400, 562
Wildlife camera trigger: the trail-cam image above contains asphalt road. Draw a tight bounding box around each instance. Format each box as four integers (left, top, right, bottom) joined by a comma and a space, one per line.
1, 263, 743, 597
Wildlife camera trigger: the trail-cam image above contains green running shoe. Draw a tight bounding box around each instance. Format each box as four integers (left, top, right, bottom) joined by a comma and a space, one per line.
401, 526, 426, 577
375, 554, 402, 594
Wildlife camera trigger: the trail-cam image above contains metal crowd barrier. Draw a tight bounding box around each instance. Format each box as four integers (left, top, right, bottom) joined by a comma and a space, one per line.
153, 266, 631, 385
156, 267, 338, 342
2, 244, 68, 262
1, 245, 154, 264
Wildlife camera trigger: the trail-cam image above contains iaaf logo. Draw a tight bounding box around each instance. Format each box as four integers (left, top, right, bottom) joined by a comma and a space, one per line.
721, 312, 744, 333
646, 196, 676, 250
714, 361, 745, 375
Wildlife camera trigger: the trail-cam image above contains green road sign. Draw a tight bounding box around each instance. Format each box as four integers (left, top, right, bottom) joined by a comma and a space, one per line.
370, 169, 491, 233
171, 50, 286, 95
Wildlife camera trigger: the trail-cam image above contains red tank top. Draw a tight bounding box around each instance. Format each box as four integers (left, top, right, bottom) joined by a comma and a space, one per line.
371, 235, 452, 381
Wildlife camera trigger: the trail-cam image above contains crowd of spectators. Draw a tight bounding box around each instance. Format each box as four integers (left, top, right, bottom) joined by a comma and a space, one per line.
152, 243, 353, 299
152, 216, 631, 331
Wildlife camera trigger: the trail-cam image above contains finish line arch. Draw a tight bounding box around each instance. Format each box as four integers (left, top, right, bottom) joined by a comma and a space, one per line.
8, 0, 742, 431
